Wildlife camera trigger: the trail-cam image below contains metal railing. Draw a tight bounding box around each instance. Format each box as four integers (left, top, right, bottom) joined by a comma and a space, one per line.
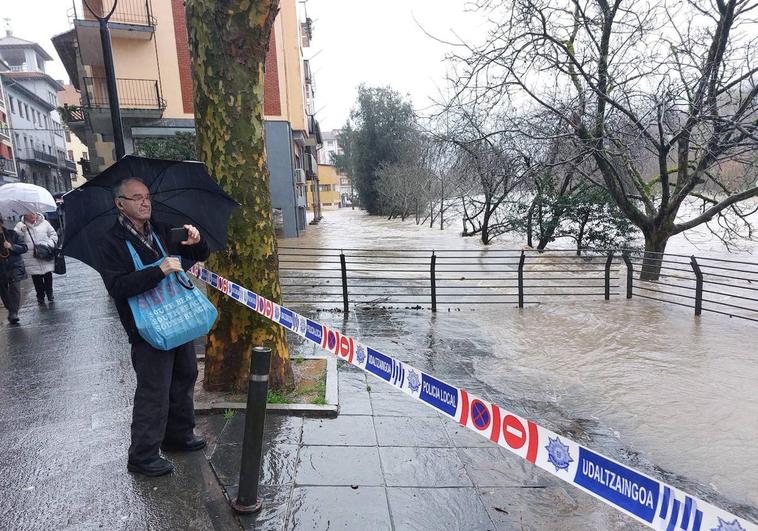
82, 77, 165, 110
59, 105, 86, 124
623, 250, 758, 322
75, 0, 155, 27
275, 247, 758, 322
16, 148, 58, 164
0, 157, 16, 176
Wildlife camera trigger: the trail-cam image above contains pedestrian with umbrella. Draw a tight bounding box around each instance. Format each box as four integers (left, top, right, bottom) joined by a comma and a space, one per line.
1, 212, 28, 324
62, 156, 237, 477
15, 212, 59, 304
0, 183, 57, 324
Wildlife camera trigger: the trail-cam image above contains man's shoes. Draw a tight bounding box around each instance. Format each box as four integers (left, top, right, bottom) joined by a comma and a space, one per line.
161, 435, 207, 453
46, 293, 54, 302
127, 456, 174, 477
37, 298, 45, 305
7, 313, 19, 324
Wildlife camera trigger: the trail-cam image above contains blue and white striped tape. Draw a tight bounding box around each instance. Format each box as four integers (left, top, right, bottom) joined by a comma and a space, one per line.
190, 264, 756, 531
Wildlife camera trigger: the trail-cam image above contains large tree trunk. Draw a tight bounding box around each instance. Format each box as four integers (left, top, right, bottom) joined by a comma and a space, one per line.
640, 230, 670, 281
187, 0, 292, 392
526, 199, 534, 248
575, 211, 590, 256
481, 204, 492, 244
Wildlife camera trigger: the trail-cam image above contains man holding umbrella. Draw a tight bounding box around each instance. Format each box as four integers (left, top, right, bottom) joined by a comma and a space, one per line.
99, 177, 210, 477
62, 156, 237, 478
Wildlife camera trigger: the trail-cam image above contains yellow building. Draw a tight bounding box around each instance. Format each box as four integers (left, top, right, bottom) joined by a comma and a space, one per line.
308, 164, 341, 209
52, 0, 321, 237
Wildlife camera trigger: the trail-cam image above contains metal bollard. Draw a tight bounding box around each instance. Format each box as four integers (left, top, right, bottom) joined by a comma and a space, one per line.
231, 346, 272, 514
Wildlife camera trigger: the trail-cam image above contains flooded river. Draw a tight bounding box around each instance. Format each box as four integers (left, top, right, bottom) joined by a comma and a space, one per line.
281, 208, 758, 519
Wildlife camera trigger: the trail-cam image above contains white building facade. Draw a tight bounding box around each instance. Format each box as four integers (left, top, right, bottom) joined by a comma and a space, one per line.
0, 59, 18, 184
0, 33, 75, 193
319, 129, 352, 204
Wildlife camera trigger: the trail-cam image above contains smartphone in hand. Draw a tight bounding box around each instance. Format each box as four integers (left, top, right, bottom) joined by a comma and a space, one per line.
169, 227, 189, 252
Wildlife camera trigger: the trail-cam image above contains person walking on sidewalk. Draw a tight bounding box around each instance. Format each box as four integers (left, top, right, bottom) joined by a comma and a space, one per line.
15, 212, 58, 304
1, 214, 28, 324
98, 177, 210, 478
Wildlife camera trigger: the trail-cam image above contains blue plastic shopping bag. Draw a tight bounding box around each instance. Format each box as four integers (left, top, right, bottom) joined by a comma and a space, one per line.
126, 237, 218, 351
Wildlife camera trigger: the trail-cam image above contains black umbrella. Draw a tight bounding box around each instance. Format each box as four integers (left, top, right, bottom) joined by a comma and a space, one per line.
62, 155, 238, 269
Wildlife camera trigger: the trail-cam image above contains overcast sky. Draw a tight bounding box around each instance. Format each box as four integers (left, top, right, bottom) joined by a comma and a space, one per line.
2, 1, 484, 131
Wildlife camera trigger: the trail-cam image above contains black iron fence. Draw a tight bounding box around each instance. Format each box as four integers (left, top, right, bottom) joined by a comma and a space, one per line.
276, 247, 758, 322
32, 149, 58, 165
82, 77, 165, 110
623, 251, 758, 322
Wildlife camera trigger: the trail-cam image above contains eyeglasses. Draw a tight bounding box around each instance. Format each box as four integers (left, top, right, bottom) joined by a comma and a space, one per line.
119, 194, 152, 203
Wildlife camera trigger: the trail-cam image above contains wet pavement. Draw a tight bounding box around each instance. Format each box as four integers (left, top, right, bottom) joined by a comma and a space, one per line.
0, 264, 239, 530
207, 364, 637, 531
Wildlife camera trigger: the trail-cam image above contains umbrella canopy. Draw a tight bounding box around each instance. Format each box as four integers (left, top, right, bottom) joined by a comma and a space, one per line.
0, 183, 57, 216
62, 155, 238, 269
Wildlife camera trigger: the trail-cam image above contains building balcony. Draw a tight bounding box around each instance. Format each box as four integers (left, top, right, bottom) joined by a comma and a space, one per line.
83, 0, 156, 27
69, 0, 156, 69
17, 148, 58, 166
62, 158, 77, 171
60, 105, 87, 124
33, 149, 59, 165
82, 77, 165, 113
0, 125, 10, 141
0, 157, 17, 177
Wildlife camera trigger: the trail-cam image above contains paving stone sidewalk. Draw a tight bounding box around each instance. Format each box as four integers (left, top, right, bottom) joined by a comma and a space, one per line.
207, 363, 640, 531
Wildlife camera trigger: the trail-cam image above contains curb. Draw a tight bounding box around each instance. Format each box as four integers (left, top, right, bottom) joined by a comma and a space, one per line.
195, 356, 338, 418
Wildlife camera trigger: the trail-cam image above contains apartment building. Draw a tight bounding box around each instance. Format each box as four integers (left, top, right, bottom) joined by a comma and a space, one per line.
319, 128, 353, 206
52, 0, 322, 238
58, 84, 89, 188
0, 32, 75, 193
309, 164, 341, 209
0, 59, 18, 184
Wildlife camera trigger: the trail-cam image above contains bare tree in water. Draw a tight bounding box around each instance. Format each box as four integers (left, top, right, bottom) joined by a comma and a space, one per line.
452, 0, 758, 278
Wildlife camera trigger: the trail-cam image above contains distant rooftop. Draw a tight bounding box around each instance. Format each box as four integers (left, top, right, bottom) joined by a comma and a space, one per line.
2, 70, 64, 91
0, 32, 53, 62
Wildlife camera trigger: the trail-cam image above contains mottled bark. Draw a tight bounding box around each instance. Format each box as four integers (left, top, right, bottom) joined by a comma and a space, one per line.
640, 231, 670, 281
186, 0, 292, 391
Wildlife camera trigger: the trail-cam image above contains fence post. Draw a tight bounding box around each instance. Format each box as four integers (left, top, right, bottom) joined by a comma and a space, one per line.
232, 346, 271, 514
622, 251, 633, 299
340, 251, 349, 314
518, 251, 525, 308
430, 251, 437, 313
690, 255, 703, 316
604, 251, 614, 301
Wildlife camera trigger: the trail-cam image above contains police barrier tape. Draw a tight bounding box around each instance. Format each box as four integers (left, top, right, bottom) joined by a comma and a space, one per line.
189, 264, 756, 531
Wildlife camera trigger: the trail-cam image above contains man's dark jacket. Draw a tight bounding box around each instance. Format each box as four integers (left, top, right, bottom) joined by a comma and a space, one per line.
99, 221, 210, 344
0, 227, 28, 282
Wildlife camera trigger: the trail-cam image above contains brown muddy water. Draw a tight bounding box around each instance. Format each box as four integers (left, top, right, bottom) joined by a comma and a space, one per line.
280, 208, 758, 517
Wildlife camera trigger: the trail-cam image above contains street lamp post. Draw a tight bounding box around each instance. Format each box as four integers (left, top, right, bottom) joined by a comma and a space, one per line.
83, 0, 125, 160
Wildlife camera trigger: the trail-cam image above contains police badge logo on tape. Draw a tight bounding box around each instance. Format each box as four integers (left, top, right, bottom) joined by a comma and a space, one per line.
407, 369, 421, 393
355, 344, 366, 365
297, 316, 307, 335
712, 518, 746, 531
545, 436, 573, 472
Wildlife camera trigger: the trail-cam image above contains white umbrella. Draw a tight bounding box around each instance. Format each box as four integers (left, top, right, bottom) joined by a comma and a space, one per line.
0, 183, 57, 216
